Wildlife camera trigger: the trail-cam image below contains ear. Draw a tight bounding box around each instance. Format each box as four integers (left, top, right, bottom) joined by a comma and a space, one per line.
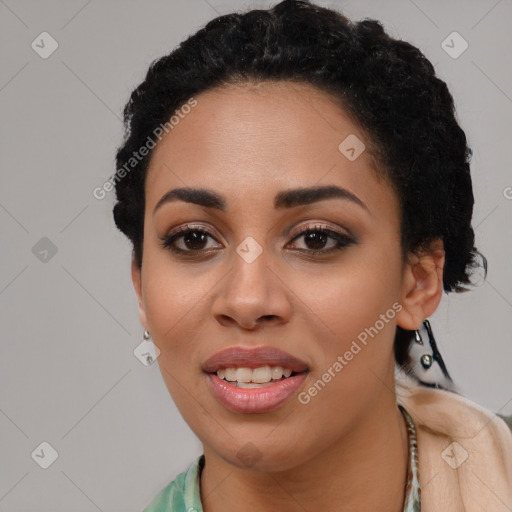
396, 238, 445, 331
131, 258, 148, 331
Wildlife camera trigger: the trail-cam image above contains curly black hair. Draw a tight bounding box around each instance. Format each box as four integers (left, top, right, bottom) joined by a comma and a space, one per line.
112, 0, 487, 370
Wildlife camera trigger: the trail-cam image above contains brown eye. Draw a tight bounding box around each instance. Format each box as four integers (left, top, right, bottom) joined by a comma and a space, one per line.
288, 225, 355, 256
160, 226, 222, 255
159, 223, 356, 259
303, 231, 329, 250
180, 230, 208, 250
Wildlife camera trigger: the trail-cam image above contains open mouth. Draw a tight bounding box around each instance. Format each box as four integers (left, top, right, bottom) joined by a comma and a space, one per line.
208, 366, 307, 388
202, 346, 310, 412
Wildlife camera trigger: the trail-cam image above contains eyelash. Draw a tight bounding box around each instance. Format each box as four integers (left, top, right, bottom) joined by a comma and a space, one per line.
160, 223, 355, 258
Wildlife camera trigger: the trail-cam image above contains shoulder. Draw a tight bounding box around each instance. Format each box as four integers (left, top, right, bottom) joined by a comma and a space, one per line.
396, 376, 512, 510
142, 455, 204, 512
396, 376, 512, 442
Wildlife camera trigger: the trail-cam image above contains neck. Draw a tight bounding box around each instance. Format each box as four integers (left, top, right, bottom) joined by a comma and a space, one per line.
200, 373, 409, 512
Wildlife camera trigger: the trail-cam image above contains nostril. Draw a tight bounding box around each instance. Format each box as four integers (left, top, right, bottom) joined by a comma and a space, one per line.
259, 315, 278, 323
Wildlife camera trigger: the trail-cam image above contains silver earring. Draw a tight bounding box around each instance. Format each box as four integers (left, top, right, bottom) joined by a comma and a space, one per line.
141, 330, 157, 365
409, 318, 455, 391
143, 330, 153, 365
414, 325, 433, 369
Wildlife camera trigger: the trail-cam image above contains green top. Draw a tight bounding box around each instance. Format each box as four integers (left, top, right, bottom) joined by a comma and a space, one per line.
142, 405, 420, 512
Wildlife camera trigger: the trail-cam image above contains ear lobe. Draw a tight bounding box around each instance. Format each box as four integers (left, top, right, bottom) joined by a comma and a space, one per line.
396, 239, 445, 331
131, 258, 148, 330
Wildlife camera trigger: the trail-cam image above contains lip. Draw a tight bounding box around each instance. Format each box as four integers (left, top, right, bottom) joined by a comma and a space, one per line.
202, 346, 310, 373
206, 372, 309, 414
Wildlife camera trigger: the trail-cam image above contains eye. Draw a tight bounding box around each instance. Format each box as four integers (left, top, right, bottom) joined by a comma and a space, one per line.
160, 225, 222, 257
287, 224, 355, 256
160, 223, 356, 258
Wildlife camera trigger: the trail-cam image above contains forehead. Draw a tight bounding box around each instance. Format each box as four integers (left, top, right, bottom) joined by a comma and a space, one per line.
144, 81, 394, 216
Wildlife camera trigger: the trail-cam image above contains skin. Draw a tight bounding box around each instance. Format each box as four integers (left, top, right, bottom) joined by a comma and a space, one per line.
131, 81, 445, 511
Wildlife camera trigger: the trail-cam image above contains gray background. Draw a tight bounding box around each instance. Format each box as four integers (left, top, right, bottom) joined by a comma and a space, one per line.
1, 0, 511, 510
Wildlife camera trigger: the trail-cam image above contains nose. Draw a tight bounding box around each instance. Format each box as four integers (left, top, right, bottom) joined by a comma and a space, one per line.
211, 249, 292, 331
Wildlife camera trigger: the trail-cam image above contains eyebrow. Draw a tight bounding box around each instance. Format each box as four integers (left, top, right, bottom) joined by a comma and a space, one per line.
153, 185, 369, 214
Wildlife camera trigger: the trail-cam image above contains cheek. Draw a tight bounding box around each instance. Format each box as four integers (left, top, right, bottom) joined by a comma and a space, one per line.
141, 257, 209, 371
298, 247, 402, 402
304, 250, 402, 339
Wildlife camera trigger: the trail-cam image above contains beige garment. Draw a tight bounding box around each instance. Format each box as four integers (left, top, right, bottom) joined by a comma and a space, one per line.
396, 377, 512, 511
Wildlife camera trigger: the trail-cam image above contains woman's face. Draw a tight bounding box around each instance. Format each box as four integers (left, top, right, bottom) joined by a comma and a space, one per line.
132, 81, 417, 471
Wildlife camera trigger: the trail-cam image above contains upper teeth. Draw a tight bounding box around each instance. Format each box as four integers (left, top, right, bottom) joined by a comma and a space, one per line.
217, 366, 293, 383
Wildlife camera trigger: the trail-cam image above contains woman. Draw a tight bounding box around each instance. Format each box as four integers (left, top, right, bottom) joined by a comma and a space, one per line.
112, 1, 512, 510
